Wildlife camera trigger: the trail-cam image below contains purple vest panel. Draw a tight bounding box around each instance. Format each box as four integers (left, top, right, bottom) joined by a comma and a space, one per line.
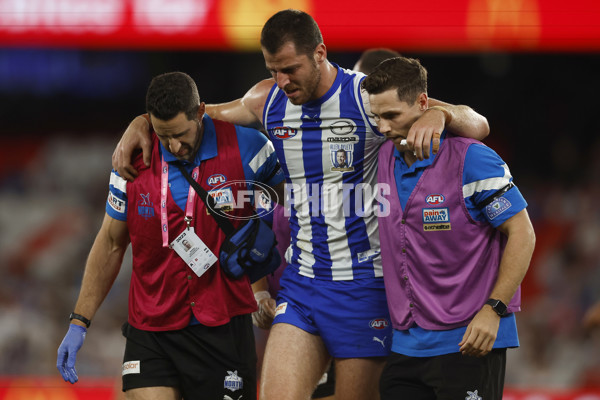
377, 137, 521, 331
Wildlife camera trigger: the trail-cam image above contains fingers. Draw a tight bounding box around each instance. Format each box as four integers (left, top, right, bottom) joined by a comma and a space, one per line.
431, 131, 441, 155
57, 350, 79, 384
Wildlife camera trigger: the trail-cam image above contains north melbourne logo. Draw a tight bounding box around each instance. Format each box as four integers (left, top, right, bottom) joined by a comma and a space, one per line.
224, 370, 243, 392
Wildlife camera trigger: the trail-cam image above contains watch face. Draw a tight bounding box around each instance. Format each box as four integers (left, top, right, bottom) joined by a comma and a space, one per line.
493, 300, 507, 316
486, 299, 507, 316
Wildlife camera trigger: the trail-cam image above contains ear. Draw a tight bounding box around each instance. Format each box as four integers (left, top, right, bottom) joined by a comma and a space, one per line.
314, 43, 327, 64
418, 93, 428, 111
197, 102, 206, 119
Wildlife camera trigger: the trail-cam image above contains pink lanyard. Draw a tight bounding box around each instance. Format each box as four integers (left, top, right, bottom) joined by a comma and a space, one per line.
160, 156, 200, 247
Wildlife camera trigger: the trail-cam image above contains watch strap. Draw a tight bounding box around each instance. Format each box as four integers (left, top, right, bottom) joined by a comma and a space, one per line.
69, 312, 91, 328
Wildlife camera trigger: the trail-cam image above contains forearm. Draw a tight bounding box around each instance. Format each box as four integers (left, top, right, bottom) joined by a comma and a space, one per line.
73, 217, 129, 322
429, 98, 489, 140
207, 99, 263, 130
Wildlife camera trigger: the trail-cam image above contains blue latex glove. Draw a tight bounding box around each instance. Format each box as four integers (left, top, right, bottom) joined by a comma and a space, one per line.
57, 324, 87, 384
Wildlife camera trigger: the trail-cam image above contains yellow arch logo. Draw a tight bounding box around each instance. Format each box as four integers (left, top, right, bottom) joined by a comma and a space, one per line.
218, 0, 312, 51
466, 0, 541, 49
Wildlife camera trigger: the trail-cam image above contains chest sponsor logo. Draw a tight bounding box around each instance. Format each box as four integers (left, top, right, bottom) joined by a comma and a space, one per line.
270, 126, 298, 139
207, 187, 234, 212
108, 192, 125, 213
207, 174, 226, 186
122, 360, 140, 375
369, 318, 390, 330
486, 197, 511, 220
426, 194, 445, 205
137, 193, 155, 220
329, 119, 357, 135
224, 370, 243, 392
422, 207, 451, 231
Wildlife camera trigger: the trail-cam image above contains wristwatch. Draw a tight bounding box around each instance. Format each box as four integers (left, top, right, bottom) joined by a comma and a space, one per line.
485, 299, 507, 317
69, 312, 91, 328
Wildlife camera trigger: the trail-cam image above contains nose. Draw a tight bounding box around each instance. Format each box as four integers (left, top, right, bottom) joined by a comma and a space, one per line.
377, 120, 391, 135
168, 138, 181, 153
275, 72, 290, 89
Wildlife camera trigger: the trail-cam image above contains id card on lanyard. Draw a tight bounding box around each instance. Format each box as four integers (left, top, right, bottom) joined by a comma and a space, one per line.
160, 157, 217, 277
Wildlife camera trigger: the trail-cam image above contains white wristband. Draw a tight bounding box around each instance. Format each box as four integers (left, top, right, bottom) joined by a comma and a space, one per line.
254, 290, 271, 303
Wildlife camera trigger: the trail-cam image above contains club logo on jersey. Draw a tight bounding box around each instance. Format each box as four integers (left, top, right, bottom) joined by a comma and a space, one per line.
426, 194, 445, 205
224, 370, 243, 392
137, 193, 155, 220
207, 187, 234, 212
422, 207, 451, 231
486, 197, 511, 220
207, 174, 227, 186
270, 126, 298, 139
329, 119, 357, 135
329, 144, 354, 172
369, 318, 390, 330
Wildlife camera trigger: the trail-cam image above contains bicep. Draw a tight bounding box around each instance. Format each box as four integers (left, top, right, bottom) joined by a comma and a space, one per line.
496, 209, 534, 238
101, 213, 130, 251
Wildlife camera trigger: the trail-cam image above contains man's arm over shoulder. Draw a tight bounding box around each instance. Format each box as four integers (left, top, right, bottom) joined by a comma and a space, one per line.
207, 79, 275, 130
407, 98, 489, 161
428, 98, 489, 140
112, 115, 153, 182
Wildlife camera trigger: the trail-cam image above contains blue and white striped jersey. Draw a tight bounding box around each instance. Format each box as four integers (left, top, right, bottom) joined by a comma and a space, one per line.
263, 64, 386, 281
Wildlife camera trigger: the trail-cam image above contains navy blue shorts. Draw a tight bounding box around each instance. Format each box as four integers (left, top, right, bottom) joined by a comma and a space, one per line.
274, 267, 392, 358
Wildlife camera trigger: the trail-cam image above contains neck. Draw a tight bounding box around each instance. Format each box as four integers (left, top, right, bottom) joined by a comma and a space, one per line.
403, 151, 417, 168
316, 61, 338, 98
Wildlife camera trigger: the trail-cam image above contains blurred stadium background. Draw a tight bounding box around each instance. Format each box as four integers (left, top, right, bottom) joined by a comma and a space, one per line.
1, 0, 600, 399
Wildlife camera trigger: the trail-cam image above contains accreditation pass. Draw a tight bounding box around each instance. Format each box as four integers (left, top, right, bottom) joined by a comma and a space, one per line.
171, 228, 217, 277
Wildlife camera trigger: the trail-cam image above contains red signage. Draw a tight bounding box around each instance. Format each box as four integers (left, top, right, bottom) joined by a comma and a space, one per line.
0, 0, 598, 51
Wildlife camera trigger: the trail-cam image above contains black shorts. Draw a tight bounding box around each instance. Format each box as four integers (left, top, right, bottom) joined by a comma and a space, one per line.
380, 348, 506, 400
121, 314, 257, 400
312, 362, 335, 398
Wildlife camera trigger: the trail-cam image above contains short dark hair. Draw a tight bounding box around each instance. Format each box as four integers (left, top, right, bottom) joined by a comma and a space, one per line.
355, 48, 401, 74
362, 57, 427, 104
146, 71, 200, 121
260, 9, 323, 56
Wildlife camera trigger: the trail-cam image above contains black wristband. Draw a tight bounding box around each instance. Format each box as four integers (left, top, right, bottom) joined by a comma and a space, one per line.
69, 312, 91, 328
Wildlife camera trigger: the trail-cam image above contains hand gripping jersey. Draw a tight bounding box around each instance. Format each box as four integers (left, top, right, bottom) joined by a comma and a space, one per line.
263, 64, 386, 281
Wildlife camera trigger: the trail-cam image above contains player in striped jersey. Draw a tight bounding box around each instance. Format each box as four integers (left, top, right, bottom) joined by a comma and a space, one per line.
112, 9, 490, 400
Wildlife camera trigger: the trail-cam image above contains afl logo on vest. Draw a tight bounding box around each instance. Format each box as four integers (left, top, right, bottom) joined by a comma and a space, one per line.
426, 194, 445, 205
207, 174, 227, 186
270, 126, 298, 139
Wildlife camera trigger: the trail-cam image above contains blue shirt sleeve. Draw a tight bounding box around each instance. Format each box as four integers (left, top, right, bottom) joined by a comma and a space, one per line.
236, 125, 285, 188
106, 170, 128, 221
463, 144, 527, 227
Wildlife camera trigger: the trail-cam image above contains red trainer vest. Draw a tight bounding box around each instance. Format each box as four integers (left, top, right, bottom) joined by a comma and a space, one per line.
126, 120, 256, 331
